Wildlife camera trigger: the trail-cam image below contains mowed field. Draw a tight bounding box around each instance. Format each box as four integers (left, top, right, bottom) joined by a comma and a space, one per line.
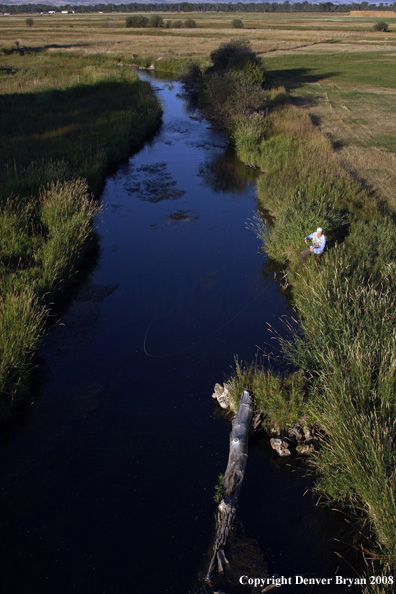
1, 11, 396, 206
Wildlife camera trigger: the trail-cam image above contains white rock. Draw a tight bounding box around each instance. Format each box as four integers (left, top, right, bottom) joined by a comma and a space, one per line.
270, 438, 291, 457
212, 382, 232, 410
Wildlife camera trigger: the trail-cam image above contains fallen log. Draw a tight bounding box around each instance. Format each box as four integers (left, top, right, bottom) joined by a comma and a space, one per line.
203, 390, 254, 591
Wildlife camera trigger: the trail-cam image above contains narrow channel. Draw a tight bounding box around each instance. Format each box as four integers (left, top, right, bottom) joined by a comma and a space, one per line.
0, 74, 359, 594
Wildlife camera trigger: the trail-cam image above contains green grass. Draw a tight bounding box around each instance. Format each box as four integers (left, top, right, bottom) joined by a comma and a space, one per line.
265, 51, 396, 89
248, 107, 396, 577
229, 359, 307, 434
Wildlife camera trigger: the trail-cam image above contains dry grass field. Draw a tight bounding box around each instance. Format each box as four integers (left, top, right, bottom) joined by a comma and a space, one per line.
1, 11, 396, 207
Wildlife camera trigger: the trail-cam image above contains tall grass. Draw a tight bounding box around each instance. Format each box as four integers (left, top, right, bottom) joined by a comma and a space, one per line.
37, 179, 99, 297
245, 108, 396, 575
251, 110, 396, 578
283, 241, 396, 568
0, 287, 47, 419
0, 180, 99, 416
229, 358, 307, 434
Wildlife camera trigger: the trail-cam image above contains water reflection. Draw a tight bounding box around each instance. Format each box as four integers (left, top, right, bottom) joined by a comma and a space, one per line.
199, 148, 259, 194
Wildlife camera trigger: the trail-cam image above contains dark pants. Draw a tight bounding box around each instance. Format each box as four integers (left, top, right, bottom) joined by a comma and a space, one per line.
300, 247, 313, 263
300, 247, 322, 263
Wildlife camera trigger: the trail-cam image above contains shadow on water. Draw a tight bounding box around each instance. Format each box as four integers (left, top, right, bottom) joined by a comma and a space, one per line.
199, 148, 260, 195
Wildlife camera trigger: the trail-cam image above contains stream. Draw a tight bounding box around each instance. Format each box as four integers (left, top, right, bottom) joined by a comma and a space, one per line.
0, 73, 361, 594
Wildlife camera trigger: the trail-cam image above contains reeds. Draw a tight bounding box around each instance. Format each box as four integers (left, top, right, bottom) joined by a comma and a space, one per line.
0, 286, 47, 419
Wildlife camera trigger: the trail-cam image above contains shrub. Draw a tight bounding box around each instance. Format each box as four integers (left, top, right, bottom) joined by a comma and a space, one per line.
184, 18, 197, 28
373, 21, 389, 32
172, 20, 183, 28
208, 39, 265, 87
126, 15, 148, 28
201, 70, 266, 128
210, 39, 261, 74
232, 18, 243, 29
148, 14, 164, 28
194, 40, 267, 127
26, 18, 34, 27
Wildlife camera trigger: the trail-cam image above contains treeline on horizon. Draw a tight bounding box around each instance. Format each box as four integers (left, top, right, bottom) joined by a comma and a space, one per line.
1, 1, 396, 14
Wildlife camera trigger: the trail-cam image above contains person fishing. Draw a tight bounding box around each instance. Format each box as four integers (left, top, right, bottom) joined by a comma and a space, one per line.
300, 227, 326, 263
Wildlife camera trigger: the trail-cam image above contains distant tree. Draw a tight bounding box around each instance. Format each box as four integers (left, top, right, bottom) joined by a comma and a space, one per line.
210, 40, 261, 74
232, 18, 243, 28
373, 21, 389, 31
172, 20, 183, 28
26, 17, 34, 27
184, 18, 197, 28
148, 14, 164, 27
125, 15, 148, 27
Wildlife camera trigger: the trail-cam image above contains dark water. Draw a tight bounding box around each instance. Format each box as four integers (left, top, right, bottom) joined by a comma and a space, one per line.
0, 75, 361, 594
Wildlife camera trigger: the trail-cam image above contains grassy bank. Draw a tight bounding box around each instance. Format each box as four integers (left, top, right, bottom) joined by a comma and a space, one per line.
187, 40, 396, 584
242, 95, 396, 592
0, 52, 162, 419
1, 52, 162, 198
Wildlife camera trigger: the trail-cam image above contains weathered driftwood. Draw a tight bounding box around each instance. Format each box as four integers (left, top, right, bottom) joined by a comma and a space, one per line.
203, 390, 254, 590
